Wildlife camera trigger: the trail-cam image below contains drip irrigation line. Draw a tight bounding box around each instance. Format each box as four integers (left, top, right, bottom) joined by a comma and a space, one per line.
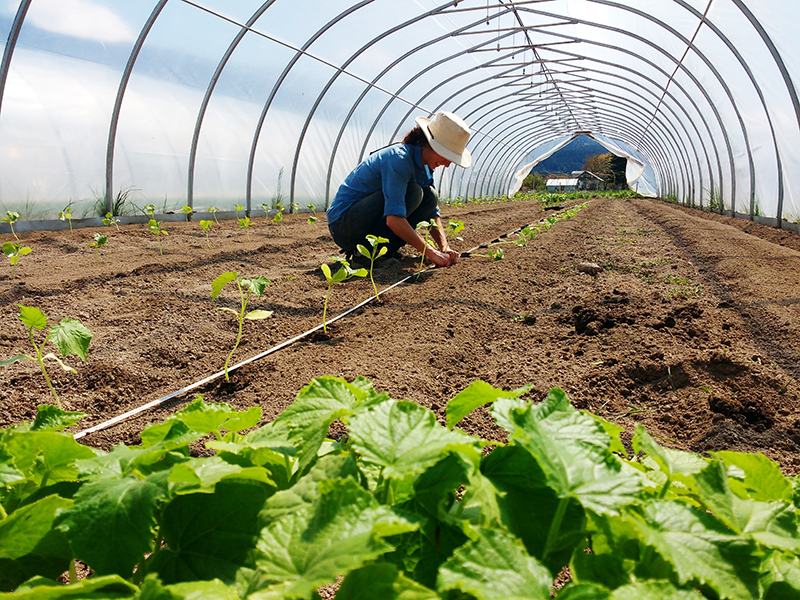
73, 207, 572, 440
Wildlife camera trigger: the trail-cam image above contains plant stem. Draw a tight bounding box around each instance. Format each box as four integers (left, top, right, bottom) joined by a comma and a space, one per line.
223, 283, 249, 381
0, 502, 7, 520
30, 330, 61, 409
543, 496, 569, 561
68, 559, 78, 584
369, 261, 380, 302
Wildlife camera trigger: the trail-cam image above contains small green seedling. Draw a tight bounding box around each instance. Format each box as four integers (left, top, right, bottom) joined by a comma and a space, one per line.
2, 211, 20, 240
290, 202, 299, 219
179, 206, 193, 222
211, 272, 273, 381
307, 203, 318, 228
200, 219, 213, 248
148, 218, 168, 255
261, 203, 271, 222
1, 305, 92, 409
143, 204, 156, 217
2, 241, 32, 278
468, 247, 505, 261
320, 257, 367, 334
207, 206, 220, 224
234, 204, 244, 223
58, 205, 74, 235
357, 234, 389, 302
102, 212, 121, 231
447, 219, 464, 243
272, 208, 284, 236
87, 233, 108, 264
415, 219, 438, 276
238, 216, 253, 242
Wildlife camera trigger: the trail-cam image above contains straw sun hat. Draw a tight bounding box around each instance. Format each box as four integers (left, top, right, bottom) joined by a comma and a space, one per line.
415, 111, 472, 168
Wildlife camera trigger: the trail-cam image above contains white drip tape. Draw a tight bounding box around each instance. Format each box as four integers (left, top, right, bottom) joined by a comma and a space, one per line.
73, 209, 567, 440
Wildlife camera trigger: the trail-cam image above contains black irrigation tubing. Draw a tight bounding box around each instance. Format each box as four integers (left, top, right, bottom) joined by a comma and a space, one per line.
73, 205, 577, 440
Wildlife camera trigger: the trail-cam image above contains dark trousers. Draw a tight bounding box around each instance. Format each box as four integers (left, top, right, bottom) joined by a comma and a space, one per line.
328, 183, 439, 254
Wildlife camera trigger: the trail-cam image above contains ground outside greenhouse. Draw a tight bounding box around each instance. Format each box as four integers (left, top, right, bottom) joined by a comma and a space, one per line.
2, 195, 800, 478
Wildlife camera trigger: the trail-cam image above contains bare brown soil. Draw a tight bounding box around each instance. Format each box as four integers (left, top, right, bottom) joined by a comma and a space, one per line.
2, 197, 799, 474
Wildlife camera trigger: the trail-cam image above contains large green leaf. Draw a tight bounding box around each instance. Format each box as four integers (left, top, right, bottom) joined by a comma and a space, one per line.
17, 305, 47, 330
163, 396, 262, 439
632, 426, 708, 492
445, 381, 530, 430
760, 550, 800, 599
0, 495, 73, 590
492, 392, 641, 516
31, 406, 87, 432
137, 574, 240, 599
559, 580, 705, 600
711, 451, 793, 502
211, 272, 237, 299
0, 575, 137, 599
692, 458, 800, 552
436, 527, 552, 600
56, 474, 168, 577
148, 480, 269, 584
480, 446, 585, 570
4, 431, 96, 491
49, 318, 92, 361
336, 563, 439, 600
274, 376, 388, 471
629, 500, 760, 600
246, 478, 417, 598
347, 399, 478, 481
167, 456, 274, 494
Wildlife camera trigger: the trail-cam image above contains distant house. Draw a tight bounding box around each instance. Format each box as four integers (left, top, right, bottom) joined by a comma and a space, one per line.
571, 170, 606, 190
545, 178, 578, 192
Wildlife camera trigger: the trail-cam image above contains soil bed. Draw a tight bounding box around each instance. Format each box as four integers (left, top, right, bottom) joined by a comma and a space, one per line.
2, 196, 799, 474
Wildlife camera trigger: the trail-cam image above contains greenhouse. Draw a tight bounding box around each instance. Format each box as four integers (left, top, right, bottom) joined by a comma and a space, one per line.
2, 2, 800, 599
0, 0, 798, 228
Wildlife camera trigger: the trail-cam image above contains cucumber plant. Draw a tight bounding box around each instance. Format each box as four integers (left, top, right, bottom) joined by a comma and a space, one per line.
147, 217, 168, 255
261, 202, 271, 222
272, 203, 285, 236
87, 232, 108, 263
0, 304, 92, 408
307, 203, 318, 228
415, 218, 438, 276
179, 206, 193, 222
207, 206, 220, 225
199, 219, 213, 248
58, 204, 74, 235
357, 234, 389, 302
211, 272, 273, 381
2, 210, 20, 240
102, 212, 121, 231
2, 241, 31, 278
238, 216, 253, 242
320, 257, 367, 333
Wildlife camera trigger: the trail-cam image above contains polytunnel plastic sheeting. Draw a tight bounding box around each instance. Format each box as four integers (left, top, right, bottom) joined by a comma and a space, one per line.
0, 1, 799, 230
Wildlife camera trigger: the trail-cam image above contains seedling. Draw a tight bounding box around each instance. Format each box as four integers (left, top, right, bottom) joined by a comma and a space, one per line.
447, 219, 464, 243
261, 203, 271, 222
320, 257, 367, 333
357, 234, 389, 302
102, 212, 121, 231
467, 247, 505, 260
147, 218, 168, 255
179, 206, 193, 222
2, 241, 32, 278
199, 219, 213, 248
143, 204, 156, 217
290, 202, 299, 219
1, 305, 92, 409
2, 211, 20, 240
211, 272, 272, 381
307, 215, 317, 228
58, 205, 74, 235
238, 216, 253, 242
87, 233, 108, 264
207, 206, 220, 225
272, 202, 285, 236
415, 219, 438, 276
307, 203, 318, 228
234, 204, 244, 223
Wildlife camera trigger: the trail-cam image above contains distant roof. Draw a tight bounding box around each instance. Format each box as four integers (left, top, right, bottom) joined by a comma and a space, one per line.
571, 170, 605, 180
546, 179, 579, 186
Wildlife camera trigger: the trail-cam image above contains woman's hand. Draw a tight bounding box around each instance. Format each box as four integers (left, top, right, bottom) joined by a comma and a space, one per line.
425, 246, 456, 267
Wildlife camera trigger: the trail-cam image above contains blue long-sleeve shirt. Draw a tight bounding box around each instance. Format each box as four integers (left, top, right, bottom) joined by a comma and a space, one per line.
327, 143, 437, 224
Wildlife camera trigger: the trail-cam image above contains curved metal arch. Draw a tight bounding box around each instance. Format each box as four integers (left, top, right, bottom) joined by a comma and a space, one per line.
245, 0, 378, 212
467, 92, 682, 201
187, 0, 278, 210
591, 0, 772, 217
0, 0, 31, 120
105, 0, 169, 214
541, 44, 721, 209
506, 26, 737, 212
515, 2, 753, 214
460, 77, 694, 201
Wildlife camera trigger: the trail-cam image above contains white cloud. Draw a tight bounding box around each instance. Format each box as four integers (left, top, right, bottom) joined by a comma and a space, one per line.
22, 0, 136, 43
